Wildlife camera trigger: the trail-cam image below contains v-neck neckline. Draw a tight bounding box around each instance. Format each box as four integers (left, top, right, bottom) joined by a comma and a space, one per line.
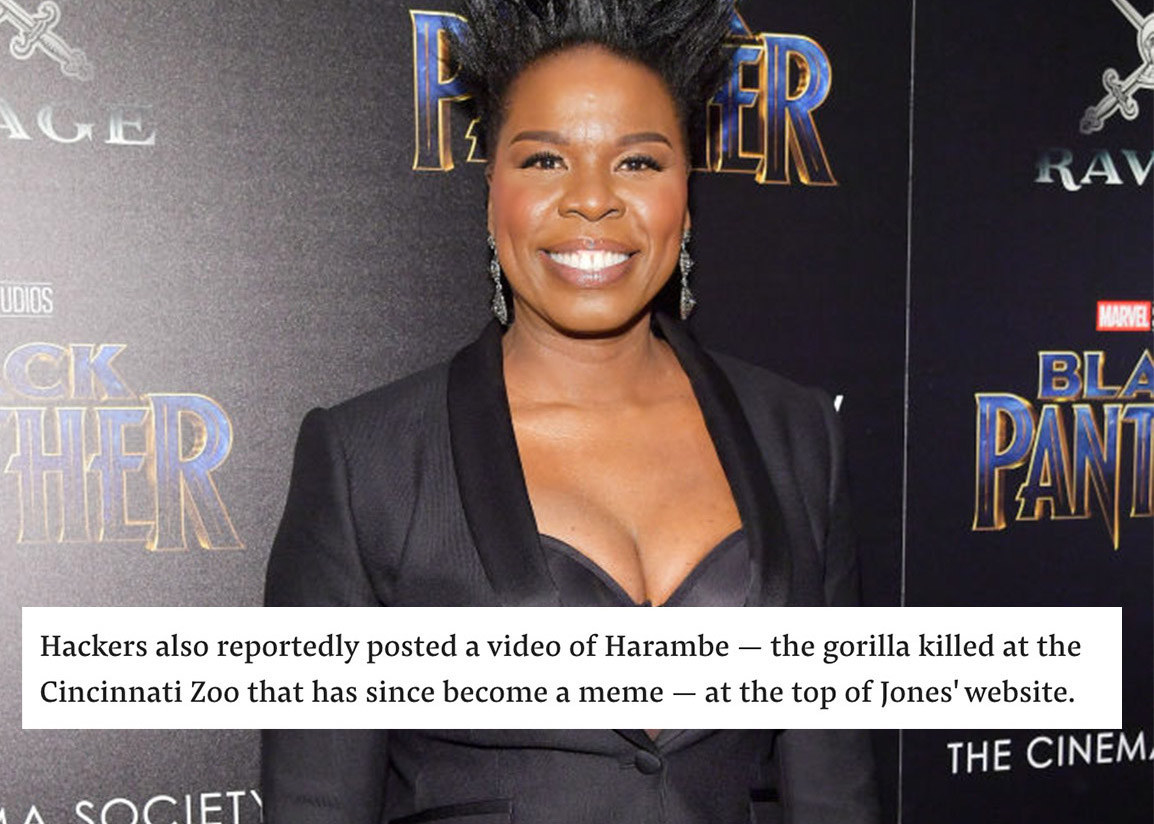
447, 311, 793, 610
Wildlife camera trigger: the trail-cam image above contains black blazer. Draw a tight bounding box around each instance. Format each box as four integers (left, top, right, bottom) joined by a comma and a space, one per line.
263, 315, 878, 824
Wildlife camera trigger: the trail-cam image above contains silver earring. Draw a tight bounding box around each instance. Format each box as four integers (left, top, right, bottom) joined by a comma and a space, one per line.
488, 233, 508, 325
679, 230, 696, 320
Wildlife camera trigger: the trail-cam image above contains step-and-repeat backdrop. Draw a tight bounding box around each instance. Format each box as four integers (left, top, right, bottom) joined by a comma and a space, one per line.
0, 1, 1148, 822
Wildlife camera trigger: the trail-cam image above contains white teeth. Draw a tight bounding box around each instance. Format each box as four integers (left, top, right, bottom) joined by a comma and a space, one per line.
548, 250, 629, 271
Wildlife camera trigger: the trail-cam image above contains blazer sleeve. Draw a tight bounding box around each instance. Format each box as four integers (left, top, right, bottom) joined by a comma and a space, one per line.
262, 408, 389, 824
776, 389, 880, 824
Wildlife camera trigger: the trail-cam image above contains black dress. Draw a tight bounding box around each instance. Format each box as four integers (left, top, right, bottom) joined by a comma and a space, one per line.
541, 530, 749, 608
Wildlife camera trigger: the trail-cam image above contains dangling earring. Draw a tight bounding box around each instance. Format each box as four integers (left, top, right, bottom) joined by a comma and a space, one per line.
679, 230, 696, 320
487, 233, 508, 325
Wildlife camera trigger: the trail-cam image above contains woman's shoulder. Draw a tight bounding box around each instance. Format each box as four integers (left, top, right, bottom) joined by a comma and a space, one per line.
706, 351, 847, 540
704, 349, 844, 488
320, 323, 499, 429
708, 349, 836, 427
313, 358, 452, 443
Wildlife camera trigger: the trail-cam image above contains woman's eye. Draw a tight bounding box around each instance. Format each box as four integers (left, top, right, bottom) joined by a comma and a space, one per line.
619, 154, 663, 172
521, 152, 565, 170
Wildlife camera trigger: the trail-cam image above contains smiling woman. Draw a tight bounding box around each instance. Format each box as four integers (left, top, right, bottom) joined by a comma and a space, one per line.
488, 45, 743, 602
487, 45, 690, 338
263, 2, 878, 823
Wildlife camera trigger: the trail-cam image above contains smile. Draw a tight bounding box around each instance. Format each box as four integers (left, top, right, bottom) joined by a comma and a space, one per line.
546, 250, 631, 271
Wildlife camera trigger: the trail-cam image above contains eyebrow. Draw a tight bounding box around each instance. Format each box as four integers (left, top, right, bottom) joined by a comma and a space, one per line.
510, 130, 568, 145
617, 131, 672, 148
508, 130, 672, 148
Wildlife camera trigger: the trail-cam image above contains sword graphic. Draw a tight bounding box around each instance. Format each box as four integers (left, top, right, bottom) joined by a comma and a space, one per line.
1107, 0, 1144, 27
1081, 0, 1154, 132
0, 0, 91, 81
1109, 0, 1146, 28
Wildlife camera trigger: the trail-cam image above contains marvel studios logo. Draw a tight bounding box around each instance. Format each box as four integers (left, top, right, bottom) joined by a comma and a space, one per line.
1, 281, 54, 317
1096, 300, 1152, 332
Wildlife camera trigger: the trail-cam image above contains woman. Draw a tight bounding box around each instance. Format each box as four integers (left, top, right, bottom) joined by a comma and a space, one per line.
263, 1, 878, 822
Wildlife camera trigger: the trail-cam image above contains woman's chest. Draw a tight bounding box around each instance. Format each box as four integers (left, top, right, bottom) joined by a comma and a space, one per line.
512, 398, 743, 605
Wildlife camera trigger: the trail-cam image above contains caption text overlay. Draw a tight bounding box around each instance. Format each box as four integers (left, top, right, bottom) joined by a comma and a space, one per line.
22, 607, 1120, 729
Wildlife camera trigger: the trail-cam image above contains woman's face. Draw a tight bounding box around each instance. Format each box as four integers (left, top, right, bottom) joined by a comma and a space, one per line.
487, 45, 690, 336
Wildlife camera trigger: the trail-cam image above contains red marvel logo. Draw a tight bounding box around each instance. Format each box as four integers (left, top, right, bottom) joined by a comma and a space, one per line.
1096, 300, 1151, 331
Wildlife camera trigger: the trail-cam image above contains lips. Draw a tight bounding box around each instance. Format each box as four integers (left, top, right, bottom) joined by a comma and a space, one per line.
541, 238, 637, 287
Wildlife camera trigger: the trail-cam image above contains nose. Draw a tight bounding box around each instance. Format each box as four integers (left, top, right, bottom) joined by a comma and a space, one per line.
559, 166, 623, 222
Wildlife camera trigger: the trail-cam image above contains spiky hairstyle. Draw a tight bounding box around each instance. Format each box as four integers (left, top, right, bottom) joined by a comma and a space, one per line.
450, 0, 733, 156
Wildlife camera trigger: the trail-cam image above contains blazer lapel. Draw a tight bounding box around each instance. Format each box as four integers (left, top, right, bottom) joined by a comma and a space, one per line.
448, 321, 560, 606
656, 314, 792, 608
448, 315, 792, 749
448, 316, 791, 608
445, 313, 789, 609
450, 316, 793, 743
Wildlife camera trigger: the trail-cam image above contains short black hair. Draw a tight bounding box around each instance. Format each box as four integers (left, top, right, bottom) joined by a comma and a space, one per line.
451, 0, 733, 157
